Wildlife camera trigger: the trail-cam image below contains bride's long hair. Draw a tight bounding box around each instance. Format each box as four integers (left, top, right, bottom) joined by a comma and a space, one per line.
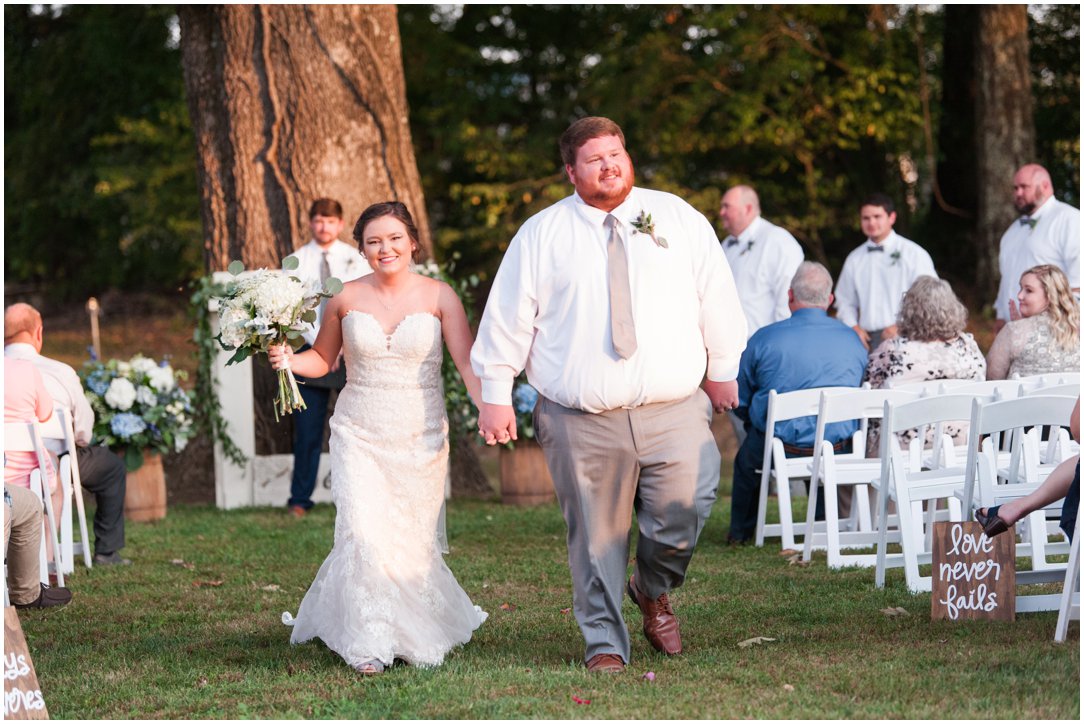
352, 201, 421, 262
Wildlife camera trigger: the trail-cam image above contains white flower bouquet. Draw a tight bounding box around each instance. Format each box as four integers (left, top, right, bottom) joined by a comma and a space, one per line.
215, 257, 342, 420
81, 354, 194, 471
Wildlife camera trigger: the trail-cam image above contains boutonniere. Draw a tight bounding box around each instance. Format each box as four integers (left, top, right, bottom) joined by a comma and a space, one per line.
740, 239, 755, 256
631, 211, 668, 248
889, 250, 901, 266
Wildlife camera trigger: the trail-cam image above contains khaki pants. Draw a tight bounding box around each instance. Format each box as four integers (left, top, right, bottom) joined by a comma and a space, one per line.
4, 484, 43, 605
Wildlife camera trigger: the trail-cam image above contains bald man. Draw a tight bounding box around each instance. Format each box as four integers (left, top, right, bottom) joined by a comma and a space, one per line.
4, 303, 130, 566
719, 185, 804, 444
994, 164, 1080, 330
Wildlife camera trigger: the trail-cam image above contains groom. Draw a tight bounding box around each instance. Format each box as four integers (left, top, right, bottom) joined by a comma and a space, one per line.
472, 117, 746, 673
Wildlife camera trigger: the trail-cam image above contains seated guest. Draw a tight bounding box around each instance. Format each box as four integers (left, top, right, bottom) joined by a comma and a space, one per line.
977, 398, 1079, 543
4, 484, 72, 609
4, 355, 58, 500
865, 276, 986, 453
5, 303, 130, 566
730, 262, 868, 544
986, 264, 1079, 380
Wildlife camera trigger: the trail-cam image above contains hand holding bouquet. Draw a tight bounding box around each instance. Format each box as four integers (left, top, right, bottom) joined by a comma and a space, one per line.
215, 257, 342, 420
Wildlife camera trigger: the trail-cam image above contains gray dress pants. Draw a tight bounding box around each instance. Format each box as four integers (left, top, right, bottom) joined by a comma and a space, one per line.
534, 390, 721, 664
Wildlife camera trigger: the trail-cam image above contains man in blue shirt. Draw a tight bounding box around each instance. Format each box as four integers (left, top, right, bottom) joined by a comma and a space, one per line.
729, 261, 868, 544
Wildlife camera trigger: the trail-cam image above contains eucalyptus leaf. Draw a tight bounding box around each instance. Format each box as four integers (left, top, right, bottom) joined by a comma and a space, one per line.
227, 260, 244, 276
124, 446, 145, 473
324, 277, 344, 295
301, 310, 317, 323
285, 330, 301, 339
282, 255, 300, 271
226, 346, 252, 366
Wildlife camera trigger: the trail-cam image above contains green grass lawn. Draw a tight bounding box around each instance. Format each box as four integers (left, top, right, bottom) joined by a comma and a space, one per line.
19, 498, 1079, 719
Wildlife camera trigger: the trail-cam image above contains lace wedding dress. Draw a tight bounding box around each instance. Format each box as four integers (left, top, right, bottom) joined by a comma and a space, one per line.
283, 311, 487, 669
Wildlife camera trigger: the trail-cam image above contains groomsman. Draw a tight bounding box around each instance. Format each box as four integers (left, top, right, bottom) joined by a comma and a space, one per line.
834, 193, 936, 352
473, 117, 747, 673
286, 198, 371, 517
994, 163, 1080, 331
719, 183, 804, 445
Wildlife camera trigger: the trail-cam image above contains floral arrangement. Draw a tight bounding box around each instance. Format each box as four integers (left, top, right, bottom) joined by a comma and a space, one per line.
214, 257, 340, 420
81, 354, 194, 472
511, 377, 539, 442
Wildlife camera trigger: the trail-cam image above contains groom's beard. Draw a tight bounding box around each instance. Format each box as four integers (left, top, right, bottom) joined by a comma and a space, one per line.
579, 165, 635, 210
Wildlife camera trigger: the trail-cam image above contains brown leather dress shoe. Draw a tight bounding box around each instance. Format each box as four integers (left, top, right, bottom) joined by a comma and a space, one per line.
585, 653, 625, 673
627, 575, 682, 655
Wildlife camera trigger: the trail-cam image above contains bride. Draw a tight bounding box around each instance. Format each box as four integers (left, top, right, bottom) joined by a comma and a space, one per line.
271, 201, 495, 674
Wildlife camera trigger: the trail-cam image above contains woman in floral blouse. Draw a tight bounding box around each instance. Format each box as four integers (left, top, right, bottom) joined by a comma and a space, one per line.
986, 264, 1080, 380
865, 276, 986, 452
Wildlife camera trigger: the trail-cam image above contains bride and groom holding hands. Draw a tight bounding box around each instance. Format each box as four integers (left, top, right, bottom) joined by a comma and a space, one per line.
270, 116, 747, 675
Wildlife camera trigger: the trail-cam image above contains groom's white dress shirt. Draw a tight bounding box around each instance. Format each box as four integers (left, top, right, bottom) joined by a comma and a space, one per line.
834, 230, 937, 332
994, 195, 1080, 321
722, 214, 804, 338
289, 239, 371, 345
472, 186, 747, 414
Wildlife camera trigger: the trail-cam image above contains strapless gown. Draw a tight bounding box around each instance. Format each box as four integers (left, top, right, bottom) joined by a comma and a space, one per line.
283, 311, 486, 668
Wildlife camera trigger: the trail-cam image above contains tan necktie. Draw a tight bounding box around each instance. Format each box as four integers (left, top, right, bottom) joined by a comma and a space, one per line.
605, 214, 637, 359
318, 251, 331, 322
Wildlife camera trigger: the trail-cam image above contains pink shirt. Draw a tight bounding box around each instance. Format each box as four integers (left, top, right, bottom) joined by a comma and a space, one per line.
4, 357, 57, 490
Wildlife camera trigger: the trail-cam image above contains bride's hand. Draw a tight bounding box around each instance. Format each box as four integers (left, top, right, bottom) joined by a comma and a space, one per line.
268, 343, 292, 371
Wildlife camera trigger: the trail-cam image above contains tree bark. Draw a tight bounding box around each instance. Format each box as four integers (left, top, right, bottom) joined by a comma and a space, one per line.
180, 5, 490, 497
179, 4, 432, 269
974, 5, 1035, 299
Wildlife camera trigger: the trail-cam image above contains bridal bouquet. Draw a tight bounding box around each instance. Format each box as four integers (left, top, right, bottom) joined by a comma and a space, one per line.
215, 258, 342, 420
81, 354, 194, 471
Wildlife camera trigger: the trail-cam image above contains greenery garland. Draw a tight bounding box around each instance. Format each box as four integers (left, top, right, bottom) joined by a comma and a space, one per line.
189, 274, 248, 466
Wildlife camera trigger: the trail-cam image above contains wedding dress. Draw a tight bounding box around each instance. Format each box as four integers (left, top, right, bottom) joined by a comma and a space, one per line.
283, 310, 486, 669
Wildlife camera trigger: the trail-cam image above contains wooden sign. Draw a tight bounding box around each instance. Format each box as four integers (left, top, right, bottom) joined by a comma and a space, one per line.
4, 606, 49, 719
931, 521, 1015, 622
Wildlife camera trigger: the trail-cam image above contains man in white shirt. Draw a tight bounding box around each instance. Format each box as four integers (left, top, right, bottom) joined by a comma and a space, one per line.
472, 117, 746, 673
719, 184, 804, 444
994, 163, 1080, 330
4, 303, 130, 566
834, 193, 937, 351
286, 198, 371, 517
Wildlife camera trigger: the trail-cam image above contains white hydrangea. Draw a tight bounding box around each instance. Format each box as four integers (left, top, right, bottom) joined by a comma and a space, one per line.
147, 366, 175, 393
236, 271, 307, 327
104, 377, 137, 411
135, 385, 157, 406
116, 361, 132, 376
130, 356, 157, 375
218, 304, 250, 348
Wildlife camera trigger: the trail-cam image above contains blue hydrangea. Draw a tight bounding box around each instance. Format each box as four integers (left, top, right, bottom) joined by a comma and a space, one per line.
110, 412, 147, 439
85, 373, 111, 396
512, 383, 539, 414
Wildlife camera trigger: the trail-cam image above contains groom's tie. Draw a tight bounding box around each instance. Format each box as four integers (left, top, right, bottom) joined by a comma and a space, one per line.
605, 214, 637, 359
318, 250, 331, 322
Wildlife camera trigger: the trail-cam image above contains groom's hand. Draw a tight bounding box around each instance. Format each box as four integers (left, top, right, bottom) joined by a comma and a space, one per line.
478, 403, 517, 446
703, 379, 739, 415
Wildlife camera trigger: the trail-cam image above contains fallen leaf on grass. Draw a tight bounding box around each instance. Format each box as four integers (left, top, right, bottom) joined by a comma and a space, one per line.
193, 580, 224, 588
171, 559, 195, 570
560, 608, 571, 615
783, 684, 795, 692
260, 584, 280, 592
880, 607, 910, 617
500, 602, 516, 611
785, 554, 810, 567
738, 636, 777, 648
572, 696, 591, 705
196, 676, 209, 688
779, 548, 799, 557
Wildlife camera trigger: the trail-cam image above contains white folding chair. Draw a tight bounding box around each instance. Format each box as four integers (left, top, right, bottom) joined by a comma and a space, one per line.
1055, 496, 1080, 643
873, 394, 990, 593
753, 387, 855, 550
40, 407, 93, 573
1019, 372, 1081, 392
961, 395, 1077, 611
4, 420, 65, 588
802, 388, 917, 568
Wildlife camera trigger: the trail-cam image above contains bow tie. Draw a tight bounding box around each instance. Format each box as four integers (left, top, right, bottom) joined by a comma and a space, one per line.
866, 244, 885, 253
725, 237, 740, 247
1019, 217, 1037, 229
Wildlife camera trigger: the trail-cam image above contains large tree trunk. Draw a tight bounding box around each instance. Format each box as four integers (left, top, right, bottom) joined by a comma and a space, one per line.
179, 5, 490, 497
974, 5, 1035, 300
179, 4, 432, 269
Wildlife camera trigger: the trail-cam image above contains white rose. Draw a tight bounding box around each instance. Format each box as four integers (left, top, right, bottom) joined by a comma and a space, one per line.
104, 378, 137, 411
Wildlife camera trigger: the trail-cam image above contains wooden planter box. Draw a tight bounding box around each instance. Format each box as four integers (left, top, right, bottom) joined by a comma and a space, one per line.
499, 439, 555, 506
